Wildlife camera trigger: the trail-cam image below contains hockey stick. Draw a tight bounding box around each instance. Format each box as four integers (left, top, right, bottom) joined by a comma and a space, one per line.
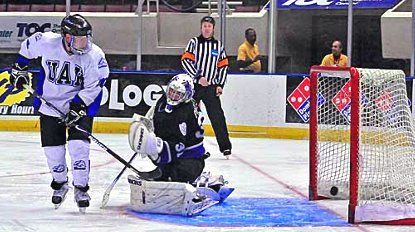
100, 105, 156, 208
23, 85, 161, 180
73, 125, 161, 179
101, 152, 140, 208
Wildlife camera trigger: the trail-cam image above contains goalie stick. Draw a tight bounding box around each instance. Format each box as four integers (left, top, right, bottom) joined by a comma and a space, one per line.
101, 105, 156, 208
23, 84, 162, 180
100, 152, 140, 208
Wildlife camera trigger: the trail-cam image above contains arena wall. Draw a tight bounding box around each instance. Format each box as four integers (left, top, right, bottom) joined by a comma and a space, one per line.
0, 71, 311, 140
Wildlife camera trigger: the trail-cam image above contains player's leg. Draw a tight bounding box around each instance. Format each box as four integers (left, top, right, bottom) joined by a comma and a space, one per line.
193, 84, 205, 109
203, 86, 232, 156
40, 114, 69, 208
153, 158, 204, 183
168, 158, 205, 183
67, 116, 93, 212
153, 163, 173, 182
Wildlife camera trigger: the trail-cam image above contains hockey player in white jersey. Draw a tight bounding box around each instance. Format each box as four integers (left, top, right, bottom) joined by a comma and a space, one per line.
9, 14, 109, 212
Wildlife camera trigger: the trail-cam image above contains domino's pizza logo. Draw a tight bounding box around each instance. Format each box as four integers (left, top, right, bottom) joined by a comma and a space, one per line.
374, 91, 405, 125
287, 77, 325, 122
374, 91, 392, 112
332, 80, 369, 123
332, 80, 352, 122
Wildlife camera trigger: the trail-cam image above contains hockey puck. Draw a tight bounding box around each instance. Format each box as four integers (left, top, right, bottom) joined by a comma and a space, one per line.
330, 186, 338, 196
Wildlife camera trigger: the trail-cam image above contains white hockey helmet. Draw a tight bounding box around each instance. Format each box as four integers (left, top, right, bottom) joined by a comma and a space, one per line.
166, 74, 194, 106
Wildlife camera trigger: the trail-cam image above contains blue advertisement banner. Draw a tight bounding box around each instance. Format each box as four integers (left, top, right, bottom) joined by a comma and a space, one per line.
266, 0, 400, 9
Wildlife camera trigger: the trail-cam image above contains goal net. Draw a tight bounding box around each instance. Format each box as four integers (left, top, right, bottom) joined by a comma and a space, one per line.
309, 66, 415, 224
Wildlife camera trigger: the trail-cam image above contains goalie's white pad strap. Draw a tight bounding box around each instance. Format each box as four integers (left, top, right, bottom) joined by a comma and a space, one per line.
128, 175, 218, 216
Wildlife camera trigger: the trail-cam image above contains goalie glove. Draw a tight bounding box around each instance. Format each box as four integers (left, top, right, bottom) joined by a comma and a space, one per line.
132, 113, 154, 132
65, 102, 87, 126
10, 63, 29, 90
128, 121, 163, 161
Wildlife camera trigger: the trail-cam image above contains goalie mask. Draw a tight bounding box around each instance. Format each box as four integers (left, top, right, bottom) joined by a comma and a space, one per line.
61, 14, 93, 55
166, 74, 194, 106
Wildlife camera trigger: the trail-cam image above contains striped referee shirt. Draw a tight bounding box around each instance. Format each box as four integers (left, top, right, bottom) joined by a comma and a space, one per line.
181, 35, 229, 87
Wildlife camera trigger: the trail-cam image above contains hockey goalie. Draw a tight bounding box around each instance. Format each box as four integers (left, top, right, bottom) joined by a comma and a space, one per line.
127, 74, 234, 216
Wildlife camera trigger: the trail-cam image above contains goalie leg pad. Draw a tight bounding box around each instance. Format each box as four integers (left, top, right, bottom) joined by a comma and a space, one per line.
128, 175, 218, 216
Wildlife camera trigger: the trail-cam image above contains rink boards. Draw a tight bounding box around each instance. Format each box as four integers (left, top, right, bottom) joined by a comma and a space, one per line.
0, 70, 413, 140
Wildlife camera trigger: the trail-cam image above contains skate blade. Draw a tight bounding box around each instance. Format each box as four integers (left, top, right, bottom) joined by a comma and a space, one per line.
52, 195, 67, 210
78, 207, 86, 214
224, 155, 230, 160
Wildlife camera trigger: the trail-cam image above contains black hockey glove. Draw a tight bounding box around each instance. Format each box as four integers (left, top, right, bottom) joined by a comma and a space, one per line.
10, 63, 29, 90
65, 102, 87, 126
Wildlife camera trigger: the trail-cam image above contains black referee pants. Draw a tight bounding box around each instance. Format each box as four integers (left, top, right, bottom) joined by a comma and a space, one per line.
193, 84, 232, 153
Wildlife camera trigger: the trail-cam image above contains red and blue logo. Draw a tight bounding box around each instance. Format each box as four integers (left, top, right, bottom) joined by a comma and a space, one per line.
332, 80, 352, 123
287, 77, 325, 123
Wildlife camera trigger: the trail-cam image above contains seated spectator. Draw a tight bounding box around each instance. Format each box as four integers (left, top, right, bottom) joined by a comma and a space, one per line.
321, 40, 348, 67
237, 28, 261, 73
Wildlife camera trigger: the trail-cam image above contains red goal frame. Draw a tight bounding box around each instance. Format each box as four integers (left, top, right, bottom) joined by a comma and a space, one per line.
308, 66, 415, 224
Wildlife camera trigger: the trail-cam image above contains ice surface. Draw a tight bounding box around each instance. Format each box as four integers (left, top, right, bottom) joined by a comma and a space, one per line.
0, 132, 413, 231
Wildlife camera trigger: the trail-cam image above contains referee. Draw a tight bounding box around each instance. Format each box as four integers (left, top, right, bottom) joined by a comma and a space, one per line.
181, 16, 232, 158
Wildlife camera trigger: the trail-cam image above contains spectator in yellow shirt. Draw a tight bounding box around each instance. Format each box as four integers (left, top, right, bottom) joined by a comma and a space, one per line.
237, 28, 261, 73
321, 40, 348, 67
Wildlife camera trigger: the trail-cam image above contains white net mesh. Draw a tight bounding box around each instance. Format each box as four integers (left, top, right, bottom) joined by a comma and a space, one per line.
314, 68, 415, 222
316, 73, 351, 199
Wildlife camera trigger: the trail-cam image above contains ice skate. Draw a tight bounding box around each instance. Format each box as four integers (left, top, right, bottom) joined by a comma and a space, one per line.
52, 182, 70, 209
74, 187, 91, 213
223, 150, 231, 159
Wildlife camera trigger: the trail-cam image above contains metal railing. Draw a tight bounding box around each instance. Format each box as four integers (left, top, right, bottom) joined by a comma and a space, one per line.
204, 0, 235, 15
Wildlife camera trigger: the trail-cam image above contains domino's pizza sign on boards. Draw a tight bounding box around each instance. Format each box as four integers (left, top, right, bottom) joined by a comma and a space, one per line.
332, 80, 352, 123
331, 80, 371, 123
287, 77, 326, 123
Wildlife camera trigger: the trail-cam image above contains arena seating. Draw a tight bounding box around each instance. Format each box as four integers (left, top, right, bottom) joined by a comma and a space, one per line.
0, 1, 261, 13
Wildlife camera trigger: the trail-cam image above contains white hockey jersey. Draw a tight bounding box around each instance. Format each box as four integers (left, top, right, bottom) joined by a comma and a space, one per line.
18, 31, 109, 117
